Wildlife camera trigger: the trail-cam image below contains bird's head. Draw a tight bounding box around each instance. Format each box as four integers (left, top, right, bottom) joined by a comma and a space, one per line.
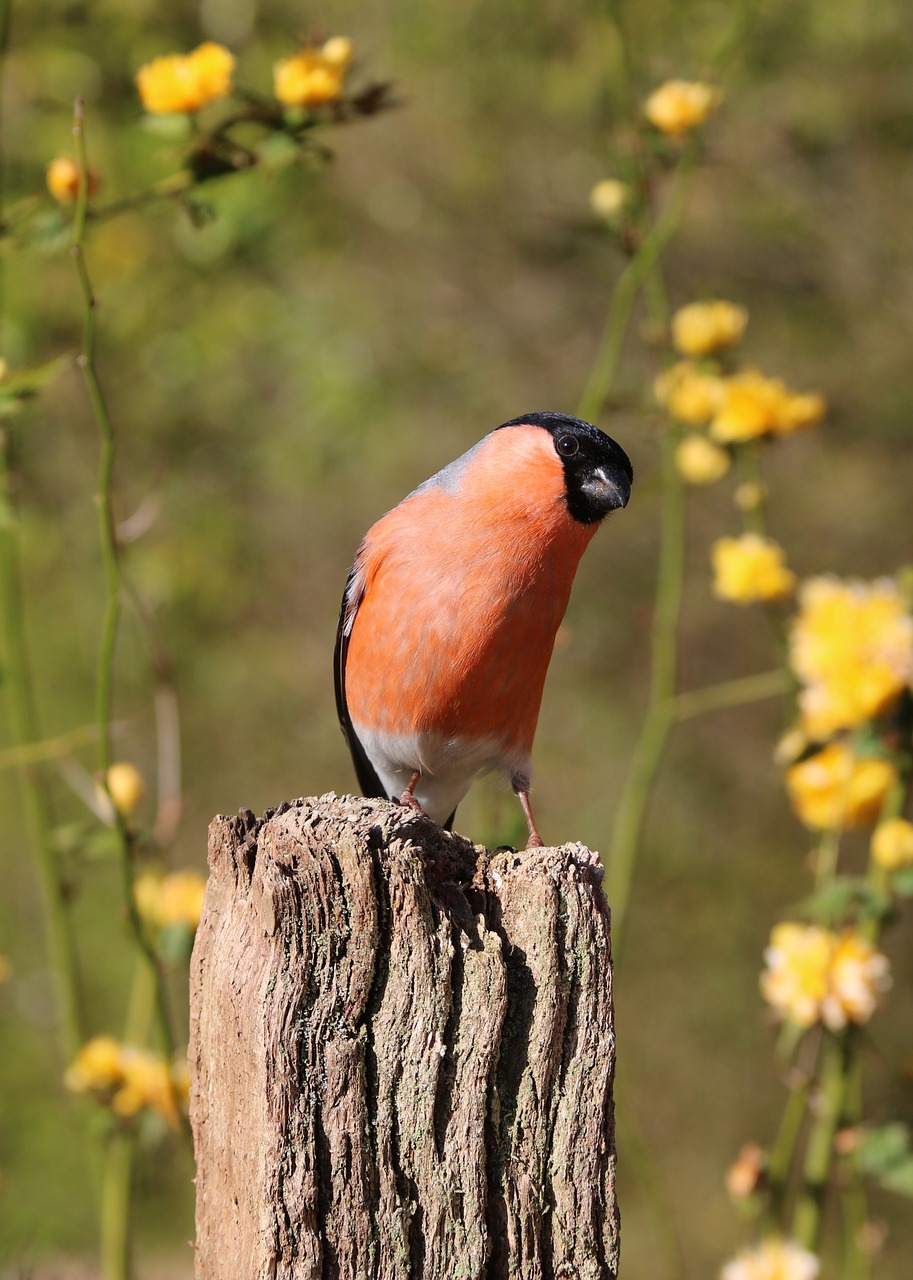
498, 411, 633, 525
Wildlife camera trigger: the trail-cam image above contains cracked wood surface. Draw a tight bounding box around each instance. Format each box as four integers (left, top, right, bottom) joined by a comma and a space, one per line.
189, 793, 618, 1280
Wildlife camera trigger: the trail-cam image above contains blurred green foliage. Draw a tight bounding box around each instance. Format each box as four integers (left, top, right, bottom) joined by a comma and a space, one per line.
1, 0, 912, 1275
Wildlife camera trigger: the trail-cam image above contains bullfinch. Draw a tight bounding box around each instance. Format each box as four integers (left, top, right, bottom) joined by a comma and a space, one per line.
334, 410, 632, 847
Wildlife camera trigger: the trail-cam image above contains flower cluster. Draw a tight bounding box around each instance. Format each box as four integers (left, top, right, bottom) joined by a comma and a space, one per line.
760, 923, 891, 1031
655, 301, 826, 495
136, 37, 354, 117
64, 1036, 189, 1129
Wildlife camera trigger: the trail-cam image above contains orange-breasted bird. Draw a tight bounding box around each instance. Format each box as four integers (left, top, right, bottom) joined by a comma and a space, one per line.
334, 411, 632, 847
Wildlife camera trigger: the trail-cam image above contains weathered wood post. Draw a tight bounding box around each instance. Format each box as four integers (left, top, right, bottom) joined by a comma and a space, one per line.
189, 793, 618, 1279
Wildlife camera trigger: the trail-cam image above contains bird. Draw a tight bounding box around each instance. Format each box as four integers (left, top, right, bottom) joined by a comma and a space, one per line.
334, 410, 632, 848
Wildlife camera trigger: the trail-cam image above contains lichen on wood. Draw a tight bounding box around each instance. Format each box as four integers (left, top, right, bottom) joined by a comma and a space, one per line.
190, 792, 618, 1280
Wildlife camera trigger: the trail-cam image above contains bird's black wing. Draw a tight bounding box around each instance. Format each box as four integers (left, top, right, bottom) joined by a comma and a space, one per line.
334, 563, 388, 799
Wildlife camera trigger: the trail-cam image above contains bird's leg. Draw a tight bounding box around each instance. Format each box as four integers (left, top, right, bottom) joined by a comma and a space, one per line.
516, 788, 545, 849
399, 768, 425, 814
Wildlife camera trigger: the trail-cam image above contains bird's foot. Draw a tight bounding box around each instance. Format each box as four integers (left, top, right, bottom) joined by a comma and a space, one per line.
516, 788, 545, 850
398, 769, 426, 815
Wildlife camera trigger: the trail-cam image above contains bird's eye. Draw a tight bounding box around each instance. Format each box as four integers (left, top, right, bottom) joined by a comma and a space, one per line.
556, 435, 580, 457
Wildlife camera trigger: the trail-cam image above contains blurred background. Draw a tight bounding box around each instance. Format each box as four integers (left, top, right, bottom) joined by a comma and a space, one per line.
1, 0, 911, 1275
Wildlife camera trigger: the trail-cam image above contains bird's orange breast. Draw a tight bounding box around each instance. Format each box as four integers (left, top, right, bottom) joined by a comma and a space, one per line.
344, 427, 597, 757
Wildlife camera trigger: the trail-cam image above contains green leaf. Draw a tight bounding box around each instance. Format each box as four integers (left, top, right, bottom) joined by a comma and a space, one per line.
0, 355, 69, 412
891, 866, 913, 898
141, 112, 193, 142
157, 922, 195, 966
855, 1123, 913, 1198
795, 876, 891, 926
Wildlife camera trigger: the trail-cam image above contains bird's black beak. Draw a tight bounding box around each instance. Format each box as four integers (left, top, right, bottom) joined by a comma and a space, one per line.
583, 465, 631, 514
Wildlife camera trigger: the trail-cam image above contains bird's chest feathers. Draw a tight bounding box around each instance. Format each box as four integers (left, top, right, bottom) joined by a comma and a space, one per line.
350, 494, 595, 745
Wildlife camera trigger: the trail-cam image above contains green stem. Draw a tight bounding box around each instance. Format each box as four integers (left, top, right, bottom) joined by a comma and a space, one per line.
792, 1035, 848, 1250
70, 99, 176, 1067
0, 438, 86, 1061
100, 1128, 135, 1280
606, 426, 684, 946
671, 669, 791, 721
766, 1071, 811, 1223
814, 826, 842, 892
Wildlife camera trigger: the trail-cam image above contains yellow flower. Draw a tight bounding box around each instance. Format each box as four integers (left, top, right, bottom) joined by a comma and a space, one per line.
871, 817, 913, 871
776, 391, 826, 435
709, 369, 789, 443
671, 300, 747, 357
785, 741, 897, 830
46, 156, 100, 204
113, 1048, 188, 1128
65, 1037, 188, 1128
644, 80, 721, 136
709, 370, 825, 443
64, 1036, 126, 1094
712, 535, 796, 604
136, 42, 235, 115
826, 930, 892, 1028
789, 576, 913, 736
655, 360, 725, 425
675, 435, 731, 485
589, 178, 628, 220
761, 923, 890, 1031
274, 37, 353, 108
720, 1237, 820, 1280
135, 869, 207, 931
102, 761, 146, 818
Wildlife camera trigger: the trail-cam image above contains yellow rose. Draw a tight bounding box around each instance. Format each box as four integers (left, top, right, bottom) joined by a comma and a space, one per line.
671, 300, 747, 357
790, 576, 913, 736
46, 156, 100, 203
711, 534, 796, 604
760, 923, 890, 1031
102, 761, 146, 818
64, 1036, 125, 1094
871, 817, 913, 871
274, 37, 353, 108
136, 42, 235, 115
709, 369, 790, 443
135, 868, 207, 931
785, 741, 897, 830
644, 80, 721, 136
674, 435, 731, 485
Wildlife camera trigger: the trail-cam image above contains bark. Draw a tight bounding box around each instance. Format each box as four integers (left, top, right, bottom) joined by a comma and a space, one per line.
189, 793, 617, 1280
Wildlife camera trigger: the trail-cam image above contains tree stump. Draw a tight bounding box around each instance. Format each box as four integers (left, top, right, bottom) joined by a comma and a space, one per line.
189, 793, 618, 1280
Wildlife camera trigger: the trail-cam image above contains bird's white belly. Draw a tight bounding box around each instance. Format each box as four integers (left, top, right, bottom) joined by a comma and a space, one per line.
351, 721, 531, 825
